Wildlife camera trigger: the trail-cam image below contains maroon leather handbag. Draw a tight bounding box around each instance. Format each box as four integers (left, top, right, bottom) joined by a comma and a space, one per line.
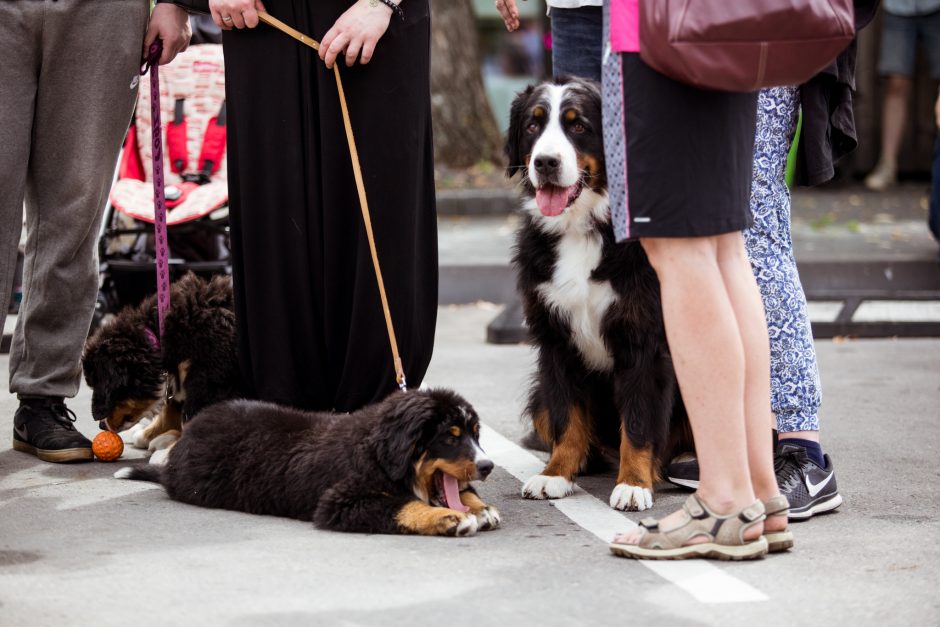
639, 0, 856, 92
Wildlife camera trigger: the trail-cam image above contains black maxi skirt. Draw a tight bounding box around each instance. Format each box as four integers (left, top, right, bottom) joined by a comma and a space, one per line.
223, 0, 438, 412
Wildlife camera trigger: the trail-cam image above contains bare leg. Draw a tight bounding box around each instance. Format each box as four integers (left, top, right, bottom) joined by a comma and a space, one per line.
615, 236, 762, 544
715, 232, 785, 533
866, 75, 911, 190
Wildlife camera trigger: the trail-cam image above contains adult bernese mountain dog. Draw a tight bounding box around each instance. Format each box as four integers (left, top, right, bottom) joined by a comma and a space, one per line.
82, 272, 240, 458
507, 77, 690, 512
116, 388, 501, 537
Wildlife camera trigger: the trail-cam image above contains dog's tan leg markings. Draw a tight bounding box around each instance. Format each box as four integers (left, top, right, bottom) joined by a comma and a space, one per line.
140, 400, 183, 445
532, 409, 552, 447
609, 428, 656, 511
542, 406, 591, 480
395, 501, 478, 537
459, 490, 501, 531
172, 359, 191, 403
522, 405, 591, 499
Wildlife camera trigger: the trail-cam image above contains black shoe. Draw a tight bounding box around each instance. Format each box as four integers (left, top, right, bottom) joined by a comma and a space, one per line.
12, 397, 93, 463
665, 452, 700, 490
667, 443, 844, 520
774, 442, 842, 520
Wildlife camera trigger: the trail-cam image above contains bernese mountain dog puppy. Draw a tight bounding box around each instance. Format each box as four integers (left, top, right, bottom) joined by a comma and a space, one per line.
506, 77, 690, 512
116, 388, 500, 536
82, 272, 240, 458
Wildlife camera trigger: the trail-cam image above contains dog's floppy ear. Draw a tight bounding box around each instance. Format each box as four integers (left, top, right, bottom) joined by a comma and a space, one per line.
368, 392, 440, 482
505, 84, 535, 178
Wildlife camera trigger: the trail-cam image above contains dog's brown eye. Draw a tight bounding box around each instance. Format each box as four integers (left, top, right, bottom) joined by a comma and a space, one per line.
526, 122, 539, 134
572, 122, 586, 134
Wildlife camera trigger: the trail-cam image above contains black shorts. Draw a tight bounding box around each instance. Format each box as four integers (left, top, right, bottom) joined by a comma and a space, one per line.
619, 53, 758, 239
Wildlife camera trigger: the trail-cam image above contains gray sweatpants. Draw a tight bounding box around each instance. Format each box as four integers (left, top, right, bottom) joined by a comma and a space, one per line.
0, 0, 150, 399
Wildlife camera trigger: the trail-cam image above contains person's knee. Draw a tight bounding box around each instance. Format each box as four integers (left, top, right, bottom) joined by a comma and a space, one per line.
640, 237, 717, 276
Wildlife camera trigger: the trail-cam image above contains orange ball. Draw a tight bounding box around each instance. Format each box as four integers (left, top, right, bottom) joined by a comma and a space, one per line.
92, 431, 124, 462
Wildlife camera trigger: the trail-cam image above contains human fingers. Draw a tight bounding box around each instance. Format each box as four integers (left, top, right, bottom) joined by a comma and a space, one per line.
243, 7, 260, 28
229, 9, 247, 29
345, 36, 363, 67
323, 31, 350, 69
360, 38, 377, 65
209, 0, 230, 30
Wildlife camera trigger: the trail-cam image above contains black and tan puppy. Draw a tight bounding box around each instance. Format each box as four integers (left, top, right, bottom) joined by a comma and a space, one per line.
116, 388, 501, 536
507, 77, 690, 512
82, 272, 240, 453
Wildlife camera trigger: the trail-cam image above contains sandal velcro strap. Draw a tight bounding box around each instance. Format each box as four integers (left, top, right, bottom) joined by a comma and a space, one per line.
763, 494, 790, 517
738, 502, 765, 523
683, 495, 708, 519
638, 518, 660, 530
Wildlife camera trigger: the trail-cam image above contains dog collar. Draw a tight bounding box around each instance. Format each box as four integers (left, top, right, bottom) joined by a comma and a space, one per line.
144, 327, 161, 352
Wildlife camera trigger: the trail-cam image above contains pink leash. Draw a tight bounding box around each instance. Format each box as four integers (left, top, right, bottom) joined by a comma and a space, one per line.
142, 42, 171, 339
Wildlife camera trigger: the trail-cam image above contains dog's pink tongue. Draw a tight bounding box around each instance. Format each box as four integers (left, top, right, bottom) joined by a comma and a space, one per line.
535, 184, 570, 217
442, 474, 469, 513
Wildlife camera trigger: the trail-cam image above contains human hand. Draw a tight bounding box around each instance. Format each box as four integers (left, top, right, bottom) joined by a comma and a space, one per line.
209, 0, 267, 31
495, 0, 524, 32
319, 0, 394, 69
144, 4, 192, 65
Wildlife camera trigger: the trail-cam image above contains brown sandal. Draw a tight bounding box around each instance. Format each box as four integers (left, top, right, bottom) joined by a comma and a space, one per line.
609, 494, 769, 561
763, 495, 794, 552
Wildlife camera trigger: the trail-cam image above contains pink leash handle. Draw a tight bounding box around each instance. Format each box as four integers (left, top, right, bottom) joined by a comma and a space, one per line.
142, 41, 171, 340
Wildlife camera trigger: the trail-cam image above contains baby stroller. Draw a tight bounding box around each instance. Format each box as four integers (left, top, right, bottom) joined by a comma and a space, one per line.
95, 43, 230, 329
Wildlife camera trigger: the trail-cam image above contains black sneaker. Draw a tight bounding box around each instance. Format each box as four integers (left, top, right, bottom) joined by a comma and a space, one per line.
774, 442, 842, 520
665, 452, 700, 489
12, 397, 93, 463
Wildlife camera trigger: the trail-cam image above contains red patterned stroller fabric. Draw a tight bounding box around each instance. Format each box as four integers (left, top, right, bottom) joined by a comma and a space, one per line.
110, 44, 227, 226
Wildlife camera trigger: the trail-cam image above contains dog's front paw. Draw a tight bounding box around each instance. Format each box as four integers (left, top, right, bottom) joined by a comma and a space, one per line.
149, 448, 170, 466
452, 513, 479, 537
609, 483, 653, 511
148, 431, 179, 452
522, 474, 575, 500
474, 505, 501, 531
396, 503, 479, 537
128, 418, 153, 449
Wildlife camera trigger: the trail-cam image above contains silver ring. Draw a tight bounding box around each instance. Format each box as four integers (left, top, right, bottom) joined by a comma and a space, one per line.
222, 15, 233, 22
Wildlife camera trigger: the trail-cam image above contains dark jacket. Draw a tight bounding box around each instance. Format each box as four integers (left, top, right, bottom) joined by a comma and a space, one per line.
795, 0, 881, 186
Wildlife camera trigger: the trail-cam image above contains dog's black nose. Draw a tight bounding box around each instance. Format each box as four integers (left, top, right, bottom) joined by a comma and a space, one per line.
476, 459, 494, 479
533, 154, 561, 177
98, 419, 110, 432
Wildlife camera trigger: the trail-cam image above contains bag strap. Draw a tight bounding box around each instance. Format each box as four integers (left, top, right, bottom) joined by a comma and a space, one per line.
259, 11, 408, 391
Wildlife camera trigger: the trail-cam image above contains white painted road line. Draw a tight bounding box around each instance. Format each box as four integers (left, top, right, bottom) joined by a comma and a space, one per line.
480, 424, 769, 604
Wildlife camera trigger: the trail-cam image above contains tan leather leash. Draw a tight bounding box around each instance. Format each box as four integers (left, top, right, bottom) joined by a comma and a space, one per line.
258, 11, 407, 392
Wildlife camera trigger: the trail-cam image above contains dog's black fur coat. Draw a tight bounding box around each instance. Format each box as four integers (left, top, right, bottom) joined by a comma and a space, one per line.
83, 272, 240, 427
507, 77, 689, 479
121, 389, 494, 535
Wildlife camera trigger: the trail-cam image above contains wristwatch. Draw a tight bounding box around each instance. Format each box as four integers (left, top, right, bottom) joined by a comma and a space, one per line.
155, 0, 211, 14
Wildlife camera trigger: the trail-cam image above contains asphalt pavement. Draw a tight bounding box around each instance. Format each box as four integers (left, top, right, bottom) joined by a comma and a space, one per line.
2, 182, 939, 625
1, 303, 939, 626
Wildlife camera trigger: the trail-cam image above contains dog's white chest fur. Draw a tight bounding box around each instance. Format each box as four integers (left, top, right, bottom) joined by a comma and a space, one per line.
537, 229, 616, 372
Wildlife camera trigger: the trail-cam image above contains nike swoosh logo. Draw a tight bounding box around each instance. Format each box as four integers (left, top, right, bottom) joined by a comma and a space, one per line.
13, 424, 28, 441
806, 471, 833, 497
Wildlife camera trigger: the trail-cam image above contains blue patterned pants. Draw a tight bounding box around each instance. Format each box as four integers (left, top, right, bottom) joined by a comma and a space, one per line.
746, 87, 821, 433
